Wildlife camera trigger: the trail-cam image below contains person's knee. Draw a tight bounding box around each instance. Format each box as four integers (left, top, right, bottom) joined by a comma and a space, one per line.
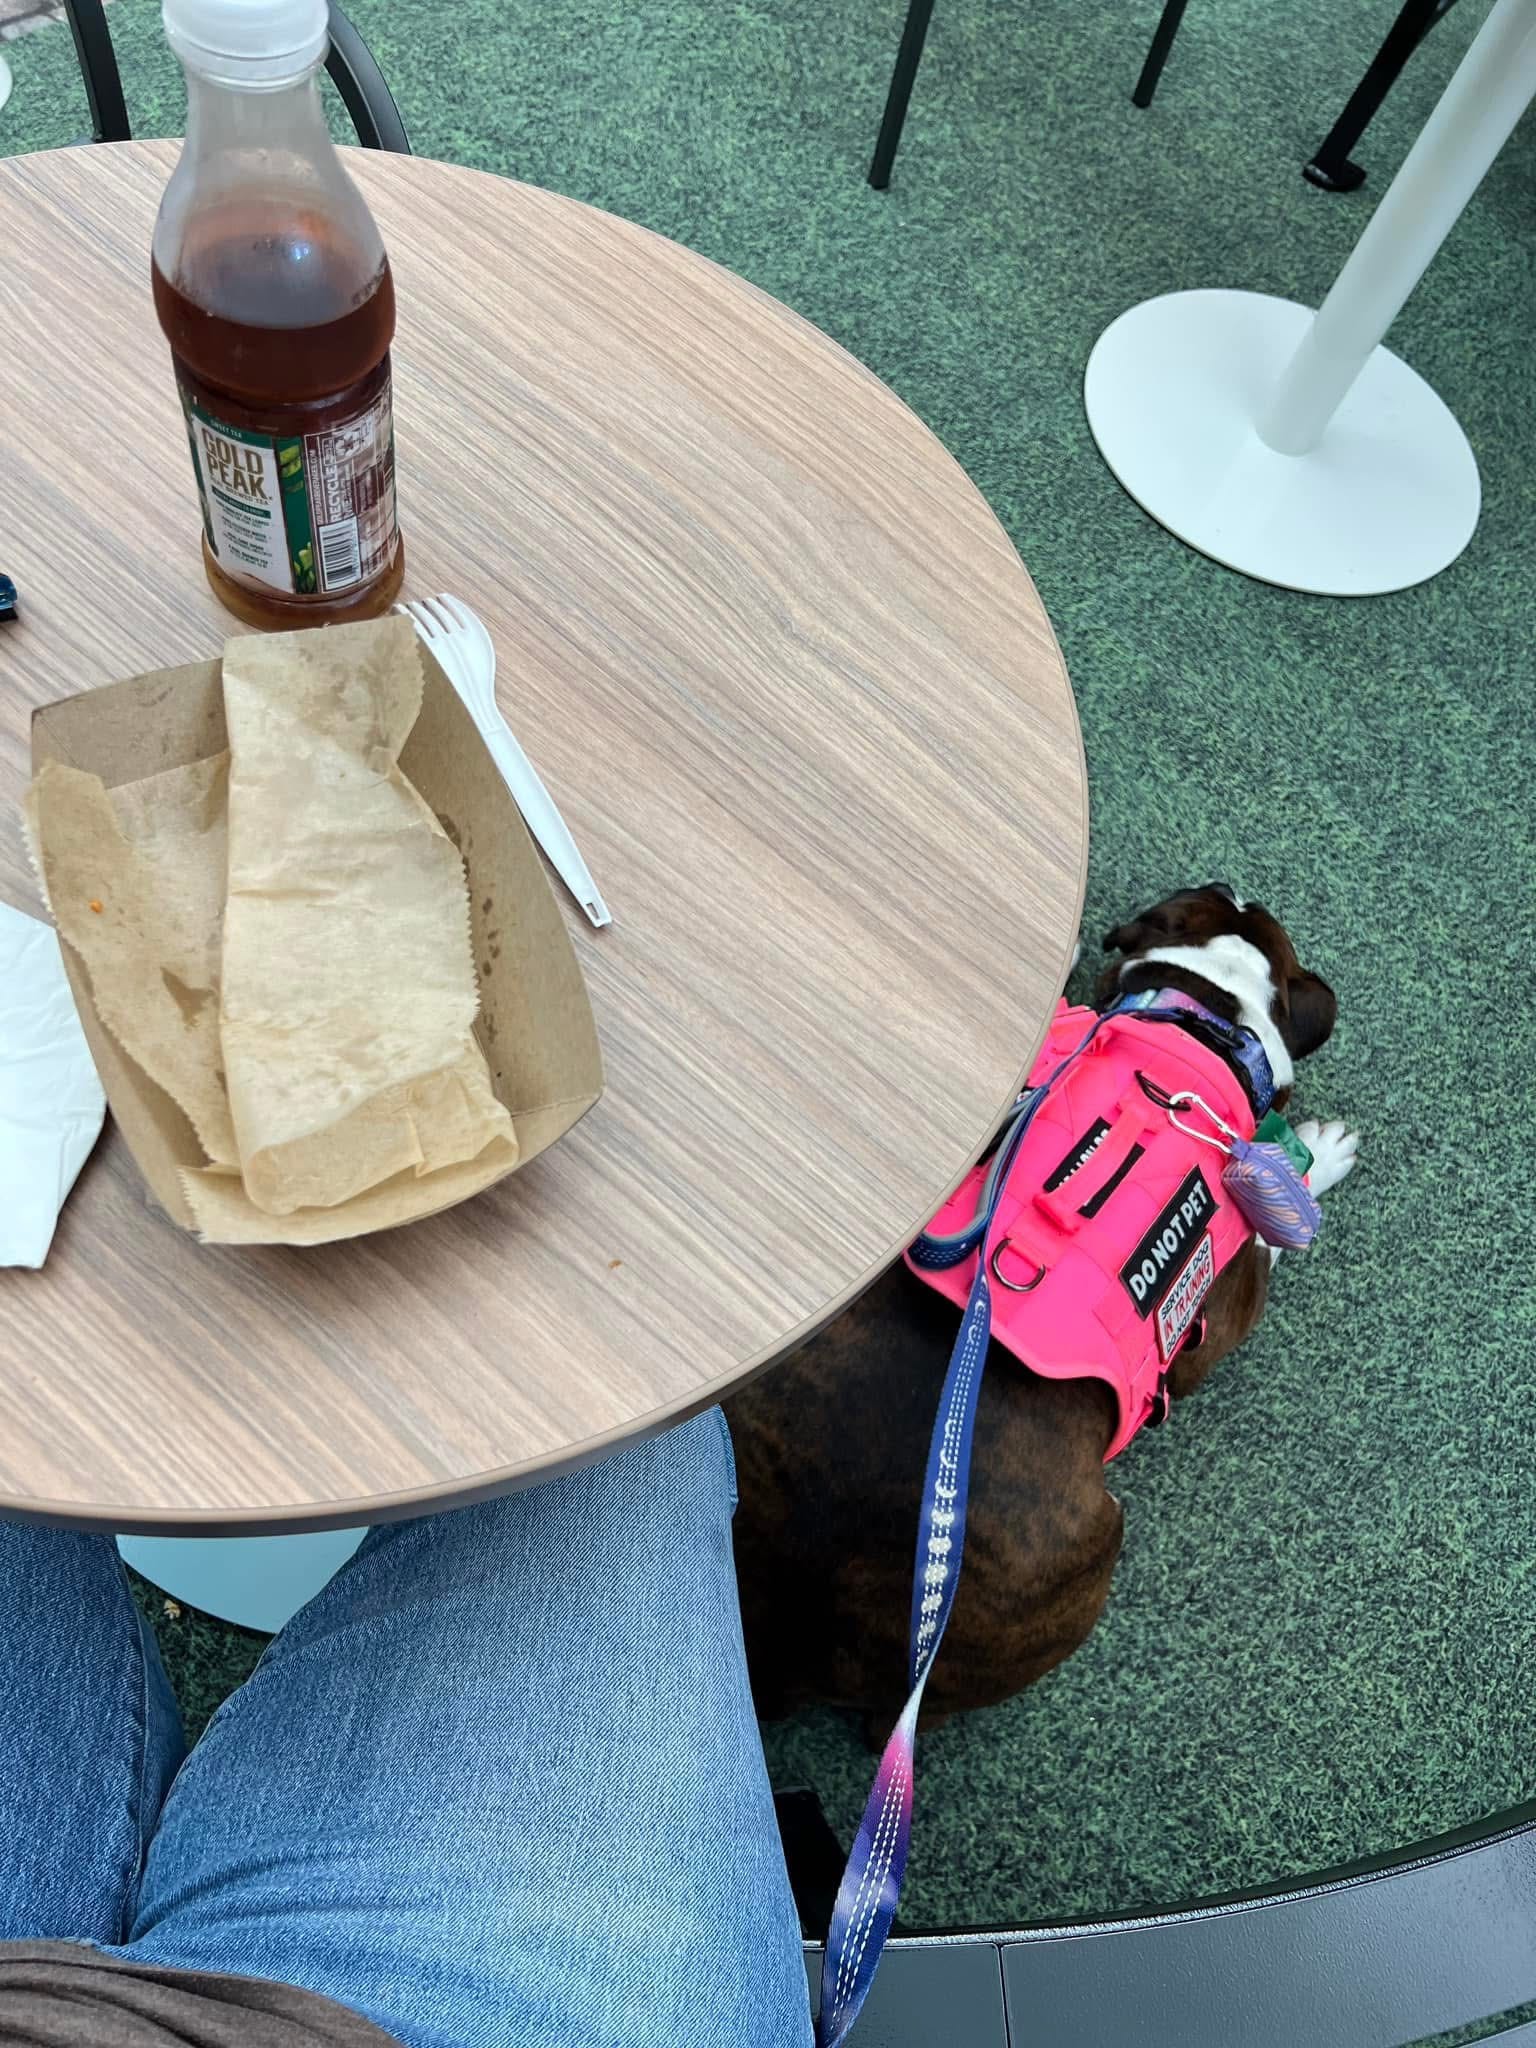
355, 1406, 736, 1575
556, 1406, 737, 1528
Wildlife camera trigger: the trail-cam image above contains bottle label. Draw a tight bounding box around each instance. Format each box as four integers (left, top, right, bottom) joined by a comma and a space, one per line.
178, 371, 398, 598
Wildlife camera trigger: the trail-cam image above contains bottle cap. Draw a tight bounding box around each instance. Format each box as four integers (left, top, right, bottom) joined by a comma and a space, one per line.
162, 0, 328, 85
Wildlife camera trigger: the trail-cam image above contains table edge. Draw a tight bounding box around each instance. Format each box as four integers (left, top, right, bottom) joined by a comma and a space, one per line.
2, 918, 1084, 1535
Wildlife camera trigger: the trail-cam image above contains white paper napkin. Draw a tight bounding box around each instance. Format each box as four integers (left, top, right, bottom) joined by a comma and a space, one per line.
0, 900, 106, 1267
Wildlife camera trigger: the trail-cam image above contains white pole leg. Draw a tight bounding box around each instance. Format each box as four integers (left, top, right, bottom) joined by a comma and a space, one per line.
1262, 0, 1536, 453
1083, 0, 1536, 595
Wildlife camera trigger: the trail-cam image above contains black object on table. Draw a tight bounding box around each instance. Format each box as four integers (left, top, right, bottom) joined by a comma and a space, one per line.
0, 576, 17, 623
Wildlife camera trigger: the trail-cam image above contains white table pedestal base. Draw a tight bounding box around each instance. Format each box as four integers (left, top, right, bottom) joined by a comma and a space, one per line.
1085, 0, 1536, 596
1083, 289, 1479, 596
118, 1530, 367, 1635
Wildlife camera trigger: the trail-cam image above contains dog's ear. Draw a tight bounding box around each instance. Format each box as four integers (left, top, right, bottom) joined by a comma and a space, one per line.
1282, 970, 1337, 1061
1101, 909, 1166, 956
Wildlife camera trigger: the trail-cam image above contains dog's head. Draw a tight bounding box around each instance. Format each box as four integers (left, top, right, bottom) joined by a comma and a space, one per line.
1093, 882, 1336, 1104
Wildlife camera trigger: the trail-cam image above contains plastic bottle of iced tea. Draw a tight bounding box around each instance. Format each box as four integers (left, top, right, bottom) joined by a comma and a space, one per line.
152, 0, 404, 629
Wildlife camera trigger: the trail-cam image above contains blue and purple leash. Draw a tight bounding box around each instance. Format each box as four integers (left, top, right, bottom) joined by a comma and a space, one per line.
813, 986, 1316, 2042
814, 1006, 1115, 2047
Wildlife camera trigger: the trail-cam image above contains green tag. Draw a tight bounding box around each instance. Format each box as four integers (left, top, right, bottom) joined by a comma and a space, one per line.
1256, 1110, 1312, 1176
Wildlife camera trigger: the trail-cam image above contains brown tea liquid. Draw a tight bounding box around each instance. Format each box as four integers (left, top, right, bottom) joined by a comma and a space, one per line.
152, 199, 404, 629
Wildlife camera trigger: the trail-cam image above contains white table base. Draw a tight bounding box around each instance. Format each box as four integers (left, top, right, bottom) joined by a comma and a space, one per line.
1085, 0, 1536, 596
1084, 289, 1479, 596
119, 1530, 367, 1635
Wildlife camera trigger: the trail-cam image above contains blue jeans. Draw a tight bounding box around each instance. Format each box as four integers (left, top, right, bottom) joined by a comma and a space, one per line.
0, 1409, 811, 2047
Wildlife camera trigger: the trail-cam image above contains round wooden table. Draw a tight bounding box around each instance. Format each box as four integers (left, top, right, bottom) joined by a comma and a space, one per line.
0, 142, 1085, 1534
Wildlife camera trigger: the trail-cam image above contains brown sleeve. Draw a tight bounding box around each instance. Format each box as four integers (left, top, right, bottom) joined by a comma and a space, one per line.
0, 1941, 400, 2048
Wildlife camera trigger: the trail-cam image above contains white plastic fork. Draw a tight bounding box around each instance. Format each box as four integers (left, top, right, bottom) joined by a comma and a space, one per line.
395, 594, 612, 929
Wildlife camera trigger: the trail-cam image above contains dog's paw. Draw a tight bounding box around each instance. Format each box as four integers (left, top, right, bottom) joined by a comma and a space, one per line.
1296, 1118, 1360, 1197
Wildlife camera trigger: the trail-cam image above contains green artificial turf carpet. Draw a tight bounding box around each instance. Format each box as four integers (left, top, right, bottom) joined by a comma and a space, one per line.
5, 0, 1533, 1940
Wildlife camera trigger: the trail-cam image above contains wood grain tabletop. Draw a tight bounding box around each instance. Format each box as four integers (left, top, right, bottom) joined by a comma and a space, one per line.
0, 142, 1086, 1532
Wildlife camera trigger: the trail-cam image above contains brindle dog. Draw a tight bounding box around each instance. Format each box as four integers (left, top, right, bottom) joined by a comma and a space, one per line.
726, 885, 1356, 1734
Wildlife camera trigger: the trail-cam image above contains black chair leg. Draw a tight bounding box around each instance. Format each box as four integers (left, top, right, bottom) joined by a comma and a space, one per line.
63, 0, 131, 143
327, 2, 411, 153
1304, 0, 1460, 190
1132, 0, 1190, 109
869, 0, 937, 190
774, 1787, 849, 1938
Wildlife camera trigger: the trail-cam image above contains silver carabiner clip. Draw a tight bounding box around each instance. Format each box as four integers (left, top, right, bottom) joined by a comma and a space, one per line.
1164, 1090, 1239, 1156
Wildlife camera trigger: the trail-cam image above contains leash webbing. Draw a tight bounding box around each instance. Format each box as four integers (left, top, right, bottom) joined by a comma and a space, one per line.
814, 1007, 1114, 2046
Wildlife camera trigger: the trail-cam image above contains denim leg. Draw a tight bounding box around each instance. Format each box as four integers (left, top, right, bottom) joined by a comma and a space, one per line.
122, 1410, 812, 2048
0, 1524, 184, 1942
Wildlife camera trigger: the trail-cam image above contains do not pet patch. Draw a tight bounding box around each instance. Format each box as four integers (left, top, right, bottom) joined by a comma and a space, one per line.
1120, 1168, 1215, 1318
